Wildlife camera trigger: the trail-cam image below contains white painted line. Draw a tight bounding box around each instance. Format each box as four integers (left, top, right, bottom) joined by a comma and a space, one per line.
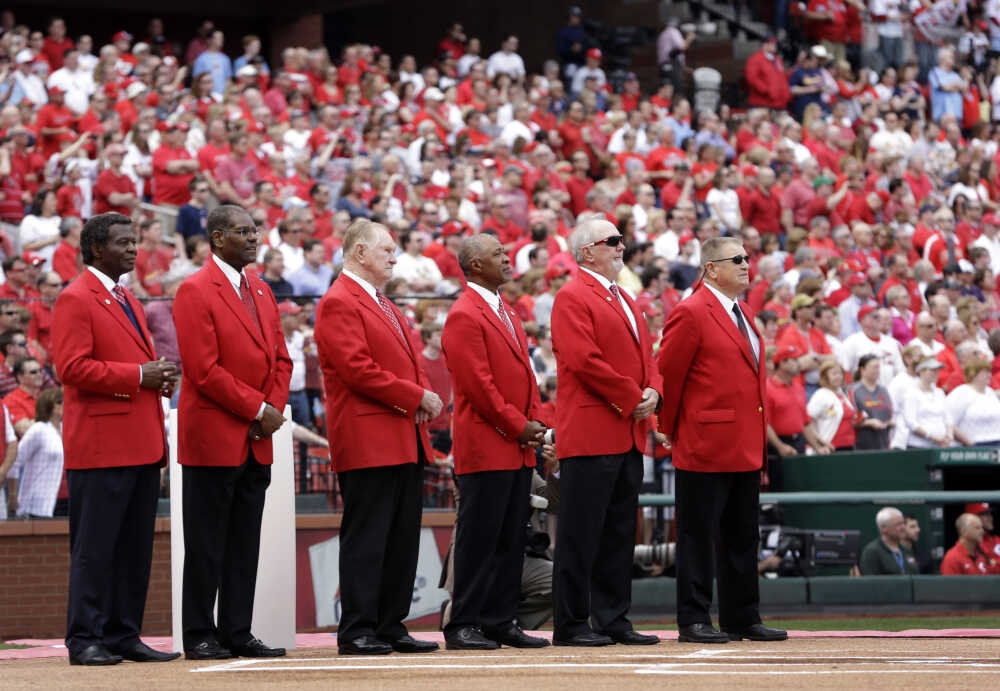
636, 670, 1000, 675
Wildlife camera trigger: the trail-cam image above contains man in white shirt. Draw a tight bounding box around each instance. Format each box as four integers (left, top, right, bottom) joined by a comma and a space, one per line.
486, 35, 526, 81
911, 311, 946, 358
972, 213, 1000, 273
392, 229, 443, 292
46, 49, 95, 115
838, 273, 877, 339
868, 111, 913, 159
840, 305, 906, 388
570, 48, 606, 95
499, 102, 537, 148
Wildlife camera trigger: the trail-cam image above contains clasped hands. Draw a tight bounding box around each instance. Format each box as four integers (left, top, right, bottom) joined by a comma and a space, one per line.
250, 404, 286, 442
140, 357, 179, 396
631, 387, 659, 421
415, 390, 444, 424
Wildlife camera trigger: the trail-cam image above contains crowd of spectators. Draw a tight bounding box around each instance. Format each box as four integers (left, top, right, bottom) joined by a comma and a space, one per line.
1, 4, 1000, 528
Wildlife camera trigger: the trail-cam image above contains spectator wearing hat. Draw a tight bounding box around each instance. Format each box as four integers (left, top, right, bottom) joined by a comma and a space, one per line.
289, 239, 334, 298
570, 48, 606, 96
945, 358, 1000, 446
745, 35, 791, 110
767, 346, 831, 479
840, 304, 905, 389
965, 503, 1000, 561
434, 222, 468, 282
9, 49, 47, 107
534, 264, 571, 328
777, 294, 834, 392
94, 144, 140, 215
807, 360, 857, 451
903, 357, 956, 448
837, 272, 875, 339
940, 513, 1000, 575
152, 121, 198, 208
233, 34, 269, 78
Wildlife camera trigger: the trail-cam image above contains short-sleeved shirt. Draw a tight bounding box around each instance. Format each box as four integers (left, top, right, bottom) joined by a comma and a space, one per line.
93, 168, 135, 215
152, 145, 195, 206
767, 376, 809, 437
214, 155, 260, 200
850, 382, 892, 450
940, 542, 1000, 575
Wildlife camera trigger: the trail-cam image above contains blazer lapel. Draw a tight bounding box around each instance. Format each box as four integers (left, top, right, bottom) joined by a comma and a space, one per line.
704, 293, 758, 371
84, 272, 152, 357
122, 290, 156, 359
472, 291, 528, 364
347, 278, 416, 362
209, 262, 268, 351
585, 276, 639, 345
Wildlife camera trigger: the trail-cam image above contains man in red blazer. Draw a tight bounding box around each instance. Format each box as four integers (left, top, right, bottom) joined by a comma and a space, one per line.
549, 219, 663, 647
657, 236, 786, 644
53, 213, 180, 666
173, 205, 292, 660
440, 234, 548, 650
315, 219, 443, 656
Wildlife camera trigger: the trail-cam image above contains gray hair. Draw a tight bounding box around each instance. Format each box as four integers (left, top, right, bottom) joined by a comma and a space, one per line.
875, 506, 902, 531
700, 236, 743, 269
568, 219, 615, 263
756, 255, 781, 274
342, 218, 383, 260
457, 234, 496, 274
59, 215, 82, 237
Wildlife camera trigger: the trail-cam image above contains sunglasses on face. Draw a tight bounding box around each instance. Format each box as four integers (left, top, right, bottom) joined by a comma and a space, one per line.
583, 235, 623, 249
709, 254, 751, 265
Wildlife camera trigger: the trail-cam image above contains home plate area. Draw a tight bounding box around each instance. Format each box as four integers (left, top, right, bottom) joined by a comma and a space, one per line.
189, 636, 1000, 689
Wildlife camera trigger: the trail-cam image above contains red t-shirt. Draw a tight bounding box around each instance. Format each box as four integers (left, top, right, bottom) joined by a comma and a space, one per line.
35, 103, 76, 159
152, 146, 195, 206
2, 387, 37, 425
52, 240, 80, 282
56, 184, 83, 218
134, 246, 175, 297
767, 376, 809, 437
94, 169, 136, 215
940, 542, 1000, 575
418, 352, 451, 432
197, 142, 230, 172
42, 37, 75, 70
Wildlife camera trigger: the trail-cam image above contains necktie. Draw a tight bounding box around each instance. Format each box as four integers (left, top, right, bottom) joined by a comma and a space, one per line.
112, 284, 148, 344
376, 290, 406, 340
609, 283, 638, 339
112, 284, 130, 309
732, 303, 759, 367
496, 300, 520, 349
239, 273, 264, 335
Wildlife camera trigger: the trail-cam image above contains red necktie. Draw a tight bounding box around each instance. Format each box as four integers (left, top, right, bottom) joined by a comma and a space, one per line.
112, 284, 130, 309
608, 283, 637, 338
376, 290, 407, 340
496, 300, 520, 349
239, 273, 264, 335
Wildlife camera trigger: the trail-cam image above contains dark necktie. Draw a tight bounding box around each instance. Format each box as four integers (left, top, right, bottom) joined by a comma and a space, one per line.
732, 303, 758, 367
239, 273, 264, 336
376, 289, 407, 340
608, 284, 636, 336
496, 300, 520, 349
112, 284, 147, 344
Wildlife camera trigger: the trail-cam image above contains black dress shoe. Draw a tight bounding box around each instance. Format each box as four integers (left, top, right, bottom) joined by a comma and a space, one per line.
605, 630, 660, 645
69, 644, 123, 666
381, 634, 439, 653
184, 640, 234, 660
119, 641, 181, 662
445, 626, 500, 650
230, 637, 286, 657
723, 624, 788, 642
485, 625, 550, 648
338, 635, 392, 655
677, 623, 730, 644
552, 631, 614, 647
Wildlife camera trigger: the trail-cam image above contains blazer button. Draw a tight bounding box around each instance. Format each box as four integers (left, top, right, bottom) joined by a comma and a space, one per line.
757, 406, 763, 413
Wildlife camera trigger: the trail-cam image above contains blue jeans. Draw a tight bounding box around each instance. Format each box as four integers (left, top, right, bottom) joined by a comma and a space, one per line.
288, 390, 310, 427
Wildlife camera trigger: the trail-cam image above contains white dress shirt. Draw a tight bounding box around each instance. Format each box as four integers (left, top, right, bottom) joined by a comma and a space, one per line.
466, 280, 502, 312
703, 280, 760, 363
580, 267, 638, 339
341, 268, 381, 307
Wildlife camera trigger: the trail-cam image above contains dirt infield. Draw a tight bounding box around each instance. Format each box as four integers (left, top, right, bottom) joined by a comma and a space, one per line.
3, 636, 1000, 690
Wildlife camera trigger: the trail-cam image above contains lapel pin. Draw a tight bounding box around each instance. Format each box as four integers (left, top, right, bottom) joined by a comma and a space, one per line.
606, 296, 612, 301
105, 298, 111, 304
257, 289, 263, 295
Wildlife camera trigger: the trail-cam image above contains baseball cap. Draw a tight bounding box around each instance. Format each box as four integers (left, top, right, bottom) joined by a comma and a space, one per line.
966, 502, 991, 514
481, 158, 497, 169
812, 176, 835, 189
810, 45, 830, 60
983, 213, 1000, 226
125, 81, 148, 99
441, 221, 467, 238
915, 358, 944, 372
21, 252, 44, 267
14, 49, 33, 65
47, 85, 65, 95
236, 64, 258, 78
846, 273, 868, 287
773, 345, 803, 364
423, 87, 445, 101
112, 30, 133, 43
857, 304, 877, 321
278, 301, 303, 316
586, 48, 602, 60
569, 6, 582, 16
503, 165, 524, 176
132, 42, 150, 54
544, 260, 573, 282
740, 163, 757, 177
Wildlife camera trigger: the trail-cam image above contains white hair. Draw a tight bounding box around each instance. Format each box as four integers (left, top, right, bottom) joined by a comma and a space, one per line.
568, 219, 615, 263
875, 506, 902, 531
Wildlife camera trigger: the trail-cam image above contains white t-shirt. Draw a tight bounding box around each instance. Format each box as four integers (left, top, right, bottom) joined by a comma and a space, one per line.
840, 331, 906, 390
945, 384, 1000, 444
807, 387, 848, 446
286, 330, 306, 392
18, 215, 61, 269
706, 188, 742, 232
903, 386, 952, 448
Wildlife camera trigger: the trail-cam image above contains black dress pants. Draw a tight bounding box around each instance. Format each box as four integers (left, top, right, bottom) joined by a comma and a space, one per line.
553, 450, 642, 637
65, 464, 160, 656
336, 459, 424, 644
675, 468, 761, 629
182, 453, 270, 649
444, 466, 532, 637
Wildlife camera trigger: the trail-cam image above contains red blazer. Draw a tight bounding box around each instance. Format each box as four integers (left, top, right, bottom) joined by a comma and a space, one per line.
52, 270, 166, 470
657, 286, 767, 473
441, 287, 541, 475
315, 274, 433, 473
550, 271, 663, 459
173, 258, 292, 467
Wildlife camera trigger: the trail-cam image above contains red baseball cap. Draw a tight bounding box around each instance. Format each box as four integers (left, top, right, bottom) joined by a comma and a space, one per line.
544, 264, 572, 282
440, 221, 467, 238
21, 252, 44, 267
47, 85, 65, 95
983, 213, 1000, 226
278, 301, 303, 316
740, 163, 758, 178
857, 304, 877, 321
112, 31, 133, 43
586, 48, 602, 60
773, 345, 803, 364
846, 272, 868, 287
966, 502, 991, 515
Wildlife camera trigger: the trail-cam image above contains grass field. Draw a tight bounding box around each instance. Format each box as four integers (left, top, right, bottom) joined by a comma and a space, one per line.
0, 643, 31, 649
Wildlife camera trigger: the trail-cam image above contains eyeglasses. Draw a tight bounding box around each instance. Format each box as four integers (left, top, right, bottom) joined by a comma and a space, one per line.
23, 368, 41, 375
227, 228, 260, 239
10, 340, 27, 346
582, 235, 623, 249
708, 254, 751, 265
2, 311, 19, 317
41, 282, 62, 288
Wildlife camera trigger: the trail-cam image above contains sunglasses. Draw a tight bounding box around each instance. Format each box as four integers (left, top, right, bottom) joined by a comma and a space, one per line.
709, 254, 751, 265
583, 235, 623, 249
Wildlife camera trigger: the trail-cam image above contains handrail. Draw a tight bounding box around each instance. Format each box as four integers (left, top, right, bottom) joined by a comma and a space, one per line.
639, 490, 1000, 507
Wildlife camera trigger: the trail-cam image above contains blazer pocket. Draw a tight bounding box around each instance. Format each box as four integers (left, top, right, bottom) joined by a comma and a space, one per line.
696, 408, 736, 424
89, 401, 132, 416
